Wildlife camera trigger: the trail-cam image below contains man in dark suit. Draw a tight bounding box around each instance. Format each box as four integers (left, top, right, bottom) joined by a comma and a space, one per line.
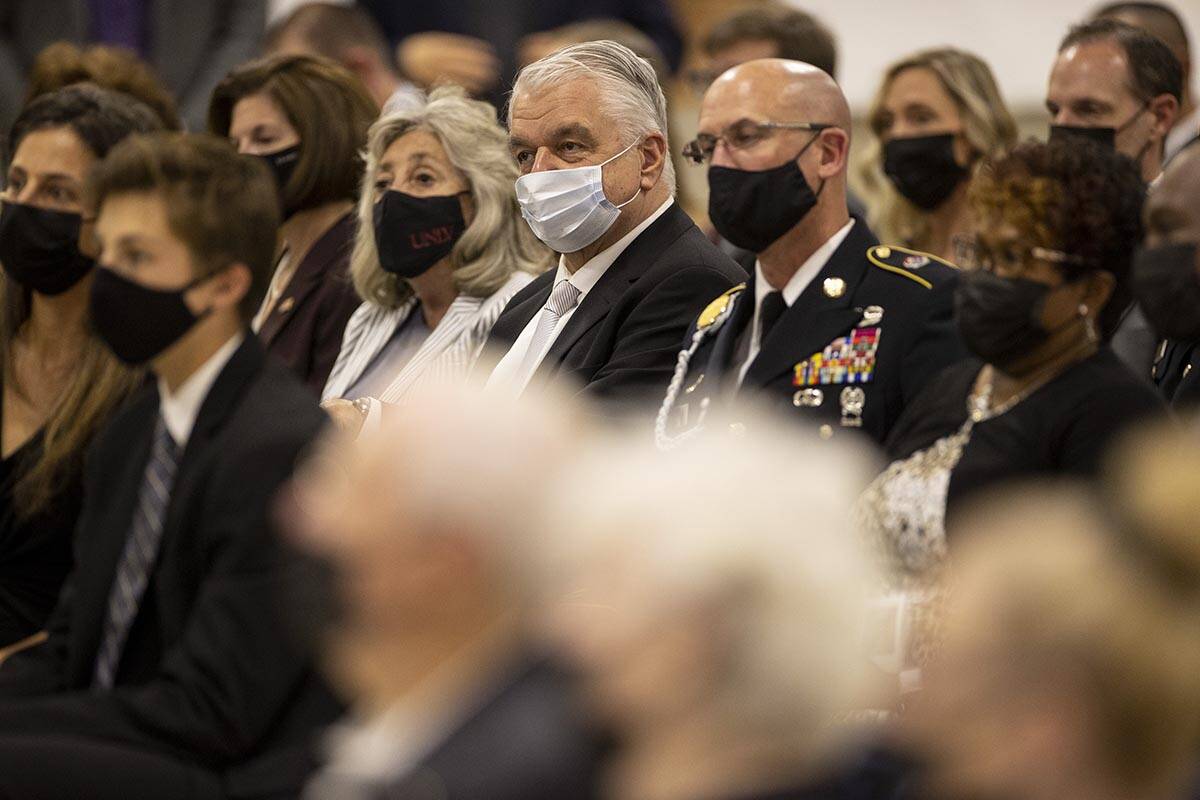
656, 59, 964, 447
0, 133, 342, 799
1139, 135, 1200, 409
483, 40, 745, 408
288, 383, 603, 800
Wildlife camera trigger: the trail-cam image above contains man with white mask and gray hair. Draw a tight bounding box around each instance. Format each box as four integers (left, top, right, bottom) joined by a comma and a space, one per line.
483, 40, 744, 408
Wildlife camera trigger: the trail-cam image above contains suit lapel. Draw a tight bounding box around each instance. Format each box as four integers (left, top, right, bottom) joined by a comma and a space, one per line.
541, 204, 694, 373
489, 274, 553, 349
743, 223, 876, 387
379, 295, 482, 402
258, 214, 355, 347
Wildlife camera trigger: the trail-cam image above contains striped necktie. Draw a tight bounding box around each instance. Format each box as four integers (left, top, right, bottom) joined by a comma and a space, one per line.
93, 417, 182, 689
513, 279, 582, 386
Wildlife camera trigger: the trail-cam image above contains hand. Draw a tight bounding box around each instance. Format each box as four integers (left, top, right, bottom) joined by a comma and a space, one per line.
397, 31, 501, 95
321, 398, 366, 437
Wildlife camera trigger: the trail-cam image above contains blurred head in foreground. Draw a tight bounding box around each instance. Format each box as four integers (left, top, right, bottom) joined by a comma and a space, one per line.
287, 376, 589, 710
537, 411, 883, 800
907, 429, 1200, 800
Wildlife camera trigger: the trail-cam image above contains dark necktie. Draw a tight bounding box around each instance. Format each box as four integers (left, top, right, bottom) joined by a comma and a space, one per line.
759, 291, 788, 341
93, 417, 182, 688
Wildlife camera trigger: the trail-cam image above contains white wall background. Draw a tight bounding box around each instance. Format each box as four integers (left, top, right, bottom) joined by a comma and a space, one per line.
786, 0, 1200, 113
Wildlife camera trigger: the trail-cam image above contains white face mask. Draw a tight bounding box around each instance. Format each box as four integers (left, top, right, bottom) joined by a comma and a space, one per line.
515, 140, 641, 253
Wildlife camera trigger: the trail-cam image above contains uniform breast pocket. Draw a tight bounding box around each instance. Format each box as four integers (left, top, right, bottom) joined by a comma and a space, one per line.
792, 326, 882, 428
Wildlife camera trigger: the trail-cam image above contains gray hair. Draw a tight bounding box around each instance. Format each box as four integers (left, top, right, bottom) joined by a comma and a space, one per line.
537, 407, 883, 759
510, 40, 675, 193
351, 86, 553, 309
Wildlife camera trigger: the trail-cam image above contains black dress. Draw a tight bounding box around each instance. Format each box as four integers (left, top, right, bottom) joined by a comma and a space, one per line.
0, 384, 82, 646
855, 348, 1166, 675
884, 347, 1166, 520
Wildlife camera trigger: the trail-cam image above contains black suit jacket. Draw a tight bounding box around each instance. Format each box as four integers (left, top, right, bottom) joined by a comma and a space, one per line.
312, 659, 602, 800
0, 336, 344, 798
484, 203, 746, 407
257, 212, 361, 396
656, 221, 966, 446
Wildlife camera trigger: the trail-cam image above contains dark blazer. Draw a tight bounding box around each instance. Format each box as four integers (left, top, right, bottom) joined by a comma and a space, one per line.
0, 336, 344, 799
258, 212, 362, 396
311, 659, 602, 800
484, 203, 746, 407
1152, 338, 1200, 409
656, 221, 966, 446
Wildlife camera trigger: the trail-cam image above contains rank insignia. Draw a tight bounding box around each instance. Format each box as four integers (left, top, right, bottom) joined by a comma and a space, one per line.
792, 327, 882, 387
902, 255, 930, 269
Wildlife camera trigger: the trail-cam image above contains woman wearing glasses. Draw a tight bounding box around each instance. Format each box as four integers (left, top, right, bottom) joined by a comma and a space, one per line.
857, 139, 1166, 681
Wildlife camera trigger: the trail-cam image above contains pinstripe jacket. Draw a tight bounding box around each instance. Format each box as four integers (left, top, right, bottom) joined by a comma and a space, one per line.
321, 271, 535, 404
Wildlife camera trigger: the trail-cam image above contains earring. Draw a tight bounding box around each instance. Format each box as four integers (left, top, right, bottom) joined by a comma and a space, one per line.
1077, 303, 1089, 317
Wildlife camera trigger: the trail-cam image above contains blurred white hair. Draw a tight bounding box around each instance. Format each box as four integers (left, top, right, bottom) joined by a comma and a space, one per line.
510, 39, 676, 193
332, 375, 593, 587
537, 407, 884, 763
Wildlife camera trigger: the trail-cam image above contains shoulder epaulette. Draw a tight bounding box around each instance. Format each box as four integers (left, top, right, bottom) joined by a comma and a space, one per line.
697, 282, 746, 330
866, 245, 957, 290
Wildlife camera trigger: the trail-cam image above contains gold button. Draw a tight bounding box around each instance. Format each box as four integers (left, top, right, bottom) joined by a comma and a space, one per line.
823, 277, 846, 298
877, 246, 891, 258
819, 424, 833, 440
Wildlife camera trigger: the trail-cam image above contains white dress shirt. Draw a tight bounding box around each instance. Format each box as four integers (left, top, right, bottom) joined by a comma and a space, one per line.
736, 219, 855, 385
487, 198, 674, 393
1165, 105, 1200, 165
157, 333, 244, 447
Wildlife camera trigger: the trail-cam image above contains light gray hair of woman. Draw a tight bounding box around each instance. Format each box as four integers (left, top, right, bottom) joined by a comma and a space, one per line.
509, 39, 676, 193
351, 85, 553, 309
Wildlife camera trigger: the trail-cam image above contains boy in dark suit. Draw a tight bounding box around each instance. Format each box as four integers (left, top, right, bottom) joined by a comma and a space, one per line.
0, 132, 342, 799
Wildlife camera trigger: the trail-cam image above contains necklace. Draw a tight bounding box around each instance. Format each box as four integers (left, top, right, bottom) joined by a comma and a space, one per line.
967, 343, 1096, 422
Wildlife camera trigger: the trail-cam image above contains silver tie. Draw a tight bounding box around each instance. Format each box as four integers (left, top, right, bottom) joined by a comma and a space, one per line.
93, 418, 181, 689
513, 279, 582, 386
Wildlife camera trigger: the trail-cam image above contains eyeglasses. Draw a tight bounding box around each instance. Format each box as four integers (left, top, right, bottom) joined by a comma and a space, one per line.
952, 233, 1093, 274
682, 121, 832, 165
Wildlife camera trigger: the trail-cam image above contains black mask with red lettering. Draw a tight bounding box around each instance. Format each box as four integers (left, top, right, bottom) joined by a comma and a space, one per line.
373, 190, 467, 279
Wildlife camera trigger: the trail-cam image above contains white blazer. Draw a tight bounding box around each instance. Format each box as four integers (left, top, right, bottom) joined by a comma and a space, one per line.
322, 272, 534, 404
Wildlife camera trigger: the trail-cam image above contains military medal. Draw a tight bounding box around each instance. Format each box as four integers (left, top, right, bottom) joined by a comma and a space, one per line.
840, 386, 865, 427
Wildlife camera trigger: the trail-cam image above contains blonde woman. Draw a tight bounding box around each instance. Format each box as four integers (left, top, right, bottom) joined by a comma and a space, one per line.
321, 87, 552, 433
860, 48, 1017, 262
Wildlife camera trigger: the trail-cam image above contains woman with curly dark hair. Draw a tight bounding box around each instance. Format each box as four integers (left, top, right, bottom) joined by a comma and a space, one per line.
856, 139, 1166, 680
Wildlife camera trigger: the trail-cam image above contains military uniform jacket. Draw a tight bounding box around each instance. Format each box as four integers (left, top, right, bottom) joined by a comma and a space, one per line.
655, 221, 966, 446
1152, 338, 1200, 409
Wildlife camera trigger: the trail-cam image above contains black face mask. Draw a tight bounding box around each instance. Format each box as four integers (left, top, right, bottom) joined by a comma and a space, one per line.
1047, 124, 1117, 149
373, 190, 466, 279
708, 135, 824, 253
90, 266, 213, 365
1047, 104, 1148, 154
1133, 242, 1200, 341
0, 202, 95, 295
883, 133, 970, 211
955, 269, 1068, 371
257, 144, 302, 217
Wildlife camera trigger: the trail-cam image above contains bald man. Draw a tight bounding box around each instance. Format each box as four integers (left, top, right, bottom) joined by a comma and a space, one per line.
655, 59, 965, 446
1137, 139, 1200, 408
